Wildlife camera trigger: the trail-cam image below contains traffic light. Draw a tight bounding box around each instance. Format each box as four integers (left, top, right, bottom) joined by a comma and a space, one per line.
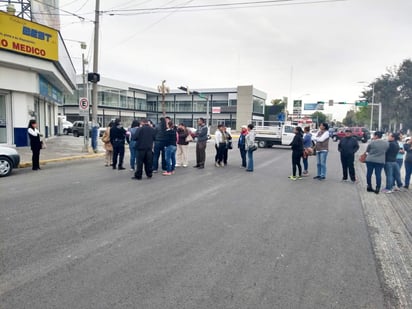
87, 72, 100, 83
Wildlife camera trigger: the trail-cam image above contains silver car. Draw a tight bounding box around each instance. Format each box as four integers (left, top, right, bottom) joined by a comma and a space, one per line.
0, 146, 20, 177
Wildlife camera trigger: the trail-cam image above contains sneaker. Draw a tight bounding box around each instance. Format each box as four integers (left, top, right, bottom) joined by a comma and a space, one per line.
318, 176, 325, 181
313, 176, 321, 179
220, 163, 225, 167
393, 187, 402, 192
341, 178, 349, 182
171, 170, 175, 175
153, 170, 158, 173
130, 168, 134, 172
162, 171, 172, 176
302, 170, 308, 175
288, 175, 297, 181
381, 189, 392, 194
403, 185, 409, 189
182, 165, 188, 168
215, 162, 220, 167
297, 176, 303, 180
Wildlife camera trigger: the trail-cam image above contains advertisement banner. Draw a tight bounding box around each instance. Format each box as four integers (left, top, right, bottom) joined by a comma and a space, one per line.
0, 11, 58, 61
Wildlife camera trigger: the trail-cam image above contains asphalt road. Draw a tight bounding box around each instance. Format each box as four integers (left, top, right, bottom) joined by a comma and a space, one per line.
0, 142, 385, 309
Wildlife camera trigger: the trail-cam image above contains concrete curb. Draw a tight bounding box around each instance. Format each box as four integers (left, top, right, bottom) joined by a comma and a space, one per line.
19, 153, 105, 168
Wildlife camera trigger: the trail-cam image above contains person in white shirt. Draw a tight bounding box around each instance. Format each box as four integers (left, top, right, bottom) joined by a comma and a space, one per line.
27, 119, 42, 170
214, 124, 226, 167
312, 122, 330, 180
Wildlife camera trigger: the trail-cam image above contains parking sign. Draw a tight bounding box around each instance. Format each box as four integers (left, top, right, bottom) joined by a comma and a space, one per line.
79, 97, 89, 115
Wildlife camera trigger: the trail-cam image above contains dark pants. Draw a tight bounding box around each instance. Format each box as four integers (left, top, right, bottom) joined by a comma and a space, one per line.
366, 161, 384, 190
340, 153, 356, 181
32, 148, 40, 170
135, 149, 153, 179
112, 142, 125, 168
196, 140, 207, 167
215, 143, 226, 164
239, 147, 247, 167
292, 151, 302, 177
153, 141, 166, 171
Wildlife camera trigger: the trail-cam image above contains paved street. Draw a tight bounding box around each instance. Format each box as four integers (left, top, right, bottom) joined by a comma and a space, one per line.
1, 142, 386, 308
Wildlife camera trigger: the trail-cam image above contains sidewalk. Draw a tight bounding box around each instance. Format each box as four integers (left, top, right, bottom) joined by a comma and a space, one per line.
18, 135, 104, 168
356, 159, 412, 308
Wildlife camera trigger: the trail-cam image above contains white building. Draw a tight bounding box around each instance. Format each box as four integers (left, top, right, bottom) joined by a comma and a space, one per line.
63, 77, 266, 131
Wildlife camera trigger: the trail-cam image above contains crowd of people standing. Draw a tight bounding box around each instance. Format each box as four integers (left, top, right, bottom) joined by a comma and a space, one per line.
98, 117, 257, 181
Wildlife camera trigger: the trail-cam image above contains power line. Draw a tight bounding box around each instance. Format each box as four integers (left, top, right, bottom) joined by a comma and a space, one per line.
102, 0, 346, 15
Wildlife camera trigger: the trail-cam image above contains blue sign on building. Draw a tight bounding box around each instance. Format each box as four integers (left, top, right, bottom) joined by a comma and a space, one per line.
304, 103, 318, 110
39, 75, 63, 104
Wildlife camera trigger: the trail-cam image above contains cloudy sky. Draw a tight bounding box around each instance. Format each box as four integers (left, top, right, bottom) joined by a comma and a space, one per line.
57, 0, 412, 120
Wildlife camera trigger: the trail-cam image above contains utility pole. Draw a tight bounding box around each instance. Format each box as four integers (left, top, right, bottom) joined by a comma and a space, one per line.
91, 0, 100, 152
81, 42, 89, 152
157, 80, 169, 117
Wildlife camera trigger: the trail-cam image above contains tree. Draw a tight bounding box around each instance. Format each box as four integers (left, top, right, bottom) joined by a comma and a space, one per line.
311, 111, 327, 127
265, 98, 286, 121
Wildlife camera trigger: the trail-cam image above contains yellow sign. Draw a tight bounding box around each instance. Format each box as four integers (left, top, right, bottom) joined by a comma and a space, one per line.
0, 11, 58, 61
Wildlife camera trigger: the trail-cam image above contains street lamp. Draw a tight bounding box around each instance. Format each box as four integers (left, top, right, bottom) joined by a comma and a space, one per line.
358, 81, 375, 131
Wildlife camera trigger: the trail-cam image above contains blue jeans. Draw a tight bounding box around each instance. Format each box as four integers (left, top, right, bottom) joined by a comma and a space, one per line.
302, 156, 308, 171
385, 161, 402, 190
366, 161, 384, 189
316, 151, 328, 178
165, 145, 177, 172
405, 161, 412, 187
129, 141, 136, 169
153, 141, 166, 171
247, 149, 254, 171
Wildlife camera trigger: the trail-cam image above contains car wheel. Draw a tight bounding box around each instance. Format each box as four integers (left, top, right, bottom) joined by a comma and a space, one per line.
0, 157, 13, 177
73, 131, 79, 137
63, 128, 68, 135
258, 140, 266, 148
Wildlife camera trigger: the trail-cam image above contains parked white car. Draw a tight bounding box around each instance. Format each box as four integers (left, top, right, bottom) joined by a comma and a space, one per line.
0, 146, 20, 177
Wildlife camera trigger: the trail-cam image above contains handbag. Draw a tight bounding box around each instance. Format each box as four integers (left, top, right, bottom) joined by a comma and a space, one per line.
185, 134, 193, 142
359, 152, 367, 163
249, 145, 258, 152
304, 147, 314, 156
41, 140, 47, 149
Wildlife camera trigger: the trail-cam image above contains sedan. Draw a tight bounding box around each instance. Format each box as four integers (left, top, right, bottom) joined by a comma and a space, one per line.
0, 145, 20, 177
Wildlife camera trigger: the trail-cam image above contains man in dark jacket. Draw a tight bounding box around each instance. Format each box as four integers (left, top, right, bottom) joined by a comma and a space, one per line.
110, 118, 127, 170
338, 129, 360, 182
152, 117, 168, 172
132, 119, 156, 180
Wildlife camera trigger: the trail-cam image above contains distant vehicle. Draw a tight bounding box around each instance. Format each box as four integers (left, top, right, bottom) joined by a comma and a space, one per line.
62, 120, 73, 135
0, 145, 20, 177
333, 127, 370, 143
253, 121, 296, 148
72, 121, 97, 137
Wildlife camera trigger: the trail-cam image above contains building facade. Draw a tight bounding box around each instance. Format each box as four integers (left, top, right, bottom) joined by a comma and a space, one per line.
0, 10, 76, 146
62, 77, 266, 131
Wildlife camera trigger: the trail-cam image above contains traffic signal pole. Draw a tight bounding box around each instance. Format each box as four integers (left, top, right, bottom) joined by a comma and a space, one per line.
91, 0, 100, 152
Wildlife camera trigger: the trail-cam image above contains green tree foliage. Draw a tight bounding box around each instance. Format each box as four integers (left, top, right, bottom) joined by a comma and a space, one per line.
358, 59, 412, 131
265, 98, 286, 121
311, 111, 327, 126
343, 107, 369, 126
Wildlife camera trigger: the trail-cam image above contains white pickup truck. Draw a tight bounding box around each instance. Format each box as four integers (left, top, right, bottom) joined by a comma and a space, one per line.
253, 121, 296, 148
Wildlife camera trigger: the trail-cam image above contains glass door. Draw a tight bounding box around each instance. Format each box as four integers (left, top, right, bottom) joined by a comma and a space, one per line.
0, 95, 6, 143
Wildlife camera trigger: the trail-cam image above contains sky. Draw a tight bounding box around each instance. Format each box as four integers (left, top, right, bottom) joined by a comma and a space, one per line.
53, 0, 412, 120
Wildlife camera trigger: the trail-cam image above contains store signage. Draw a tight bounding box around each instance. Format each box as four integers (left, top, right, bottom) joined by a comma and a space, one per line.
0, 11, 58, 61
